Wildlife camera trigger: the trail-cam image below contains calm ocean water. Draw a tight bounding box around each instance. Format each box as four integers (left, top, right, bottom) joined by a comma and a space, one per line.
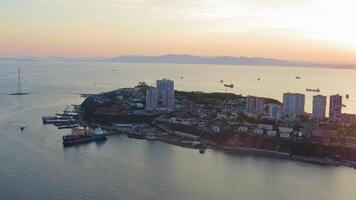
1, 61, 356, 200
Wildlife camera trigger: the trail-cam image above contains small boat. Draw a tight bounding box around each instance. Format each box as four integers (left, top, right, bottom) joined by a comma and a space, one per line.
295, 76, 301, 79
306, 88, 320, 92
199, 148, 206, 154
54, 120, 77, 126
57, 124, 79, 129
224, 83, 234, 88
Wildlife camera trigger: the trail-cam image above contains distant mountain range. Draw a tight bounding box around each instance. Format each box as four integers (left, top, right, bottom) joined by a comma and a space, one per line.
0, 54, 353, 68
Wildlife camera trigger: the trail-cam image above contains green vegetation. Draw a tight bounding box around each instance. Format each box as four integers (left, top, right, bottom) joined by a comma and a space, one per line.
175, 90, 243, 104
80, 90, 120, 120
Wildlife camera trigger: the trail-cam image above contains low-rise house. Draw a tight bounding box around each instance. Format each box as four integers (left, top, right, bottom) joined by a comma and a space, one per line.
279, 127, 293, 138
257, 124, 273, 130
267, 130, 277, 137
253, 129, 264, 135
114, 123, 134, 133
237, 126, 248, 133
211, 125, 220, 133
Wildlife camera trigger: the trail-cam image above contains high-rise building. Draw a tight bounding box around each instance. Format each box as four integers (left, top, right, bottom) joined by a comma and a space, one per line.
246, 96, 265, 114
329, 94, 342, 121
255, 97, 265, 113
145, 87, 158, 110
246, 96, 256, 113
312, 95, 326, 121
282, 93, 305, 118
266, 103, 282, 119
156, 79, 175, 109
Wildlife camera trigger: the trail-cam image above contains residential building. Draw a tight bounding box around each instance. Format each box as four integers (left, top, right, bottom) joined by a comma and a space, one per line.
278, 127, 293, 138
266, 103, 282, 119
282, 93, 305, 118
257, 124, 273, 130
329, 94, 342, 122
246, 96, 256, 113
246, 96, 265, 114
145, 87, 158, 110
312, 95, 326, 121
253, 129, 264, 135
211, 125, 220, 133
255, 97, 265, 113
267, 130, 277, 137
157, 79, 175, 109
339, 113, 356, 124
237, 126, 248, 133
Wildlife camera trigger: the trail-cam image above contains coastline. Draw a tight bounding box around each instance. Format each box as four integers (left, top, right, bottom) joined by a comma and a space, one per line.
216, 145, 341, 166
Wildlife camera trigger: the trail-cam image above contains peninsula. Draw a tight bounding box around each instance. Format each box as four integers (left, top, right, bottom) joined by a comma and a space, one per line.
53, 80, 355, 168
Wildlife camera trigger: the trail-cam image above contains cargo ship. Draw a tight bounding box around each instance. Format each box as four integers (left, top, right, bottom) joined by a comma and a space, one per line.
62, 127, 107, 146
306, 88, 320, 92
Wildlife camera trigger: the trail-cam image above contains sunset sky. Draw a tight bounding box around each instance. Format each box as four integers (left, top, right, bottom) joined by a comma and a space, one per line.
1, 0, 356, 64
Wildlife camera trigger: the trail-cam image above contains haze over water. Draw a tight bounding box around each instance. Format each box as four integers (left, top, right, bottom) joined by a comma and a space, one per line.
1, 61, 355, 115
1, 61, 356, 200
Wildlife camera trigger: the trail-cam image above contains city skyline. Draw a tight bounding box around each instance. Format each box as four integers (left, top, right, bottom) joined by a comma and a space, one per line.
1, 0, 356, 65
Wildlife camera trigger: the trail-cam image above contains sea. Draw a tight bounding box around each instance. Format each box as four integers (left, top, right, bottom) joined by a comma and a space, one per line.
0, 61, 356, 200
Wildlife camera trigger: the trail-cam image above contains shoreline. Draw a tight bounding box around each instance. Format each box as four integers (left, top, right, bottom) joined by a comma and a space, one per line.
217, 145, 342, 166
102, 128, 352, 168
108, 130, 347, 168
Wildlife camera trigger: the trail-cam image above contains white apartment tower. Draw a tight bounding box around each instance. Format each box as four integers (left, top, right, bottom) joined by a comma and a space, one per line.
282, 93, 305, 118
156, 79, 175, 109
145, 87, 158, 110
246, 96, 265, 114
329, 94, 342, 121
312, 95, 326, 121
255, 97, 265, 113
246, 96, 256, 113
266, 103, 282, 119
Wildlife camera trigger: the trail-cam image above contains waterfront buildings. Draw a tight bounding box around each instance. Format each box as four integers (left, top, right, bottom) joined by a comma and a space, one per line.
246, 96, 265, 114
157, 79, 175, 109
145, 87, 158, 110
312, 95, 327, 121
282, 93, 305, 118
329, 94, 342, 122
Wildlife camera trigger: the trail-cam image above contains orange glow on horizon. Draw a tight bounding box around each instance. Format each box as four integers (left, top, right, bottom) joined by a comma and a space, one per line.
0, 0, 356, 65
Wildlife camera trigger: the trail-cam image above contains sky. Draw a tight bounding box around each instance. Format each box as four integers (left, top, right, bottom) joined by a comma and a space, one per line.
1, 0, 356, 64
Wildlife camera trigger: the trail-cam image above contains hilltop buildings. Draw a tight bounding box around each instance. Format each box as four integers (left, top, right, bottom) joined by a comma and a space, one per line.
145, 87, 158, 110
329, 94, 342, 122
146, 79, 175, 110
246, 96, 265, 114
282, 93, 305, 118
157, 79, 175, 109
312, 95, 327, 121
266, 103, 282, 120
